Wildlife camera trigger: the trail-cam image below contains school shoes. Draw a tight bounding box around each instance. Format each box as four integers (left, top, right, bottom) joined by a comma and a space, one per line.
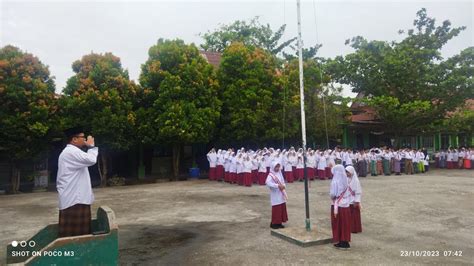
334, 242, 350, 250
270, 223, 285, 229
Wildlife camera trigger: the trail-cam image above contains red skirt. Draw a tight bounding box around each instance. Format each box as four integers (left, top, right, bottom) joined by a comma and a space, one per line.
284, 171, 294, 183
271, 203, 288, 225
230, 172, 237, 183
238, 173, 244, 186
464, 159, 471, 169
318, 169, 326, 180
295, 168, 304, 181
243, 172, 252, 186
307, 168, 315, 180
209, 167, 216, 180
252, 170, 258, 183
258, 172, 267, 185
447, 161, 453, 169
331, 205, 351, 243
326, 167, 333, 179
224, 171, 229, 182
350, 204, 362, 233
216, 165, 224, 181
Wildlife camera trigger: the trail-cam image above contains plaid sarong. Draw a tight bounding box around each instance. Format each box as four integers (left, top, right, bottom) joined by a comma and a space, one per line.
58, 204, 91, 237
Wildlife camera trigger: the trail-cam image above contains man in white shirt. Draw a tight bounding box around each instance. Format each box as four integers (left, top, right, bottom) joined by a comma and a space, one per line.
57, 127, 98, 237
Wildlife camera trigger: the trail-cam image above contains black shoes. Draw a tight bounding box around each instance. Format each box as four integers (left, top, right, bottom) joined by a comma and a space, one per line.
334, 241, 351, 250
270, 223, 285, 229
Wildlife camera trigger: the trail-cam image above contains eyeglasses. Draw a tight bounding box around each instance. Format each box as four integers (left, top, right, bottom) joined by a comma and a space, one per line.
74, 135, 86, 140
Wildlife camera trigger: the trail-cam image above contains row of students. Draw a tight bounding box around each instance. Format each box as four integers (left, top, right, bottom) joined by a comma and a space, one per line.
207, 146, 448, 184
207, 147, 341, 187
434, 148, 474, 169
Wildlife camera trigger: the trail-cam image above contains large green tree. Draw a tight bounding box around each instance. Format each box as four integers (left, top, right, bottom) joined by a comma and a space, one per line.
139, 39, 221, 179
217, 42, 285, 145
201, 17, 296, 55
61, 52, 138, 186
0, 45, 57, 193
328, 8, 473, 138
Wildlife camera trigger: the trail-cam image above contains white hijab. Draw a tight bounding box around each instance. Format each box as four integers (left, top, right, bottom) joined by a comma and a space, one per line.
330, 164, 348, 198
270, 161, 284, 180
345, 165, 361, 191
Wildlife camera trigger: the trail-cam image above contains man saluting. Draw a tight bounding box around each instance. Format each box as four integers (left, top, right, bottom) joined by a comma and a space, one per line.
56, 126, 98, 237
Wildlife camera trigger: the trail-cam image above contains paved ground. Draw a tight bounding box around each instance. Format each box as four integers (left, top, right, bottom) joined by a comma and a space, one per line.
1, 169, 473, 265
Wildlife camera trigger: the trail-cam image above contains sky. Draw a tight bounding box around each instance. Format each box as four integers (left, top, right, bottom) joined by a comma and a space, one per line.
1, 0, 472, 97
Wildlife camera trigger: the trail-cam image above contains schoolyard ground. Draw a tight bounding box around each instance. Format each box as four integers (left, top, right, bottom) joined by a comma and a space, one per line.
1, 169, 472, 265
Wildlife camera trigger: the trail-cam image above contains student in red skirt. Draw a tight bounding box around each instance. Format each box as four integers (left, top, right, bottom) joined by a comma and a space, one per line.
251, 153, 259, 184
289, 149, 298, 180
295, 149, 305, 181
242, 155, 253, 187
317, 151, 327, 180
229, 152, 237, 184
283, 151, 295, 183
345, 166, 362, 234
216, 149, 225, 181
330, 165, 352, 249
207, 148, 217, 180
236, 152, 244, 186
266, 162, 288, 229
306, 149, 316, 180
258, 151, 268, 185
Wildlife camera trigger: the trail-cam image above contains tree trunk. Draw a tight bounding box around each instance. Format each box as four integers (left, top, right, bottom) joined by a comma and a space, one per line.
100, 152, 108, 187
172, 143, 181, 181
11, 161, 20, 194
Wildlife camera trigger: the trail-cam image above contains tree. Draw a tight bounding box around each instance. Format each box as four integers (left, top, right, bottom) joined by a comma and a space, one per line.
0, 45, 57, 193
281, 58, 349, 147
363, 96, 433, 143
216, 42, 284, 145
282, 44, 323, 61
441, 101, 474, 134
139, 39, 221, 179
61, 52, 138, 186
327, 8, 473, 134
201, 17, 296, 55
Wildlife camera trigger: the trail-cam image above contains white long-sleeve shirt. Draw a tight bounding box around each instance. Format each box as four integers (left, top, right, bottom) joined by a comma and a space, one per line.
348, 177, 362, 203
265, 172, 286, 206
56, 144, 98, 210
242, 160, 253, 173
207, 152, 217, 168
317, 154, 327, 170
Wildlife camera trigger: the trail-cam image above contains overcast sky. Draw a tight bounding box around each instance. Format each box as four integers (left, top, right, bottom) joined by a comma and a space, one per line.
1, 0, 472, 96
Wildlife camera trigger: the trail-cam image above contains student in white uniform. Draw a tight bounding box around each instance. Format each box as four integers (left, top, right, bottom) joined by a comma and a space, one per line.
346, 166, 362, 234
207, 148, 217, 180
266, 161, 288, 229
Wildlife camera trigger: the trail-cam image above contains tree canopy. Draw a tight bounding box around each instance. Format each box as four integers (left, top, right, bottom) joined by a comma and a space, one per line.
0, 45, 57, 192
61, 52, 138, 185
327, 8, 473, 135
201, 17, 296, 56
139, 38, 221, 178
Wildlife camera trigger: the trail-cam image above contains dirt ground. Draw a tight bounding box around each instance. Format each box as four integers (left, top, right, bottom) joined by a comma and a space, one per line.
1, 169, 473, 265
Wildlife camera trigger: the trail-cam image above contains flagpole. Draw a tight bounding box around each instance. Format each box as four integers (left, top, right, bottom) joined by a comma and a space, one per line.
296, 0, 311, 231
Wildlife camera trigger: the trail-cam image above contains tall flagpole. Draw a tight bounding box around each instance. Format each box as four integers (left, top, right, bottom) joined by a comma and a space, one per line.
296, 0, 311, 231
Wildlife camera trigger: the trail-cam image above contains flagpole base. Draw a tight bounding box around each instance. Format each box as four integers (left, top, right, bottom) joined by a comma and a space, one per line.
305, 218, 311, 231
